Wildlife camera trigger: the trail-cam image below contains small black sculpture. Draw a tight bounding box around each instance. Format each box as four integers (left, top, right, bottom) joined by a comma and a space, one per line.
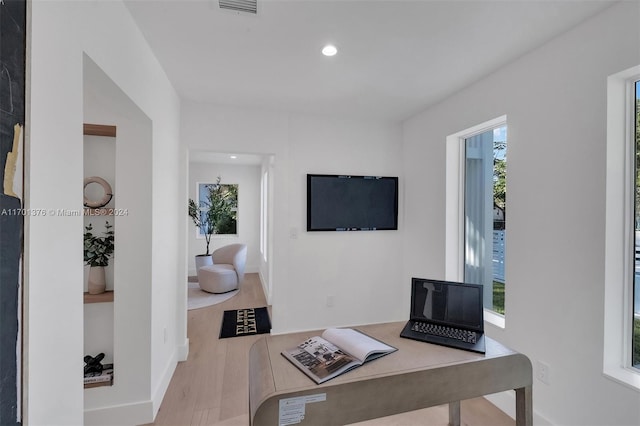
84, 353, 105, 376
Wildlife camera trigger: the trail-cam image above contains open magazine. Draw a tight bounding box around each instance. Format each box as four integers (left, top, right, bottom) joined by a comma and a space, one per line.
281, 328, 397, 384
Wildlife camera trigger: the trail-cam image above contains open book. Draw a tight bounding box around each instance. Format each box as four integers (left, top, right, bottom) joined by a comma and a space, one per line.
281, 328, 397, 384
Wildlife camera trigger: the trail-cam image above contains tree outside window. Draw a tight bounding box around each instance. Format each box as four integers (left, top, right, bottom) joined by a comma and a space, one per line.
190, 177, 238, 246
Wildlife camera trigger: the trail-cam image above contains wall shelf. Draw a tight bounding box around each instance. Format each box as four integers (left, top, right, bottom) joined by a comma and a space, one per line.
84, 380, 113, 389
83, 123, 117, 137
83, 290, 114, 304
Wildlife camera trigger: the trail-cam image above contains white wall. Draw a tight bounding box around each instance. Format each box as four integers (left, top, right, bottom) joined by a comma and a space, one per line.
181, 102, 404, 332
187, 162, 261, 276
28, 1, 182, 425
403, 2, 640, 424
281, 114, 404, 331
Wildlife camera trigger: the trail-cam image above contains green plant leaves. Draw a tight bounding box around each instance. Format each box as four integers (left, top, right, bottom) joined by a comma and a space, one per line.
84, 221, 114, 267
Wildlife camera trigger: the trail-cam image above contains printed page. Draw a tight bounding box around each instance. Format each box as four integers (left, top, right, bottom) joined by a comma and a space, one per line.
322, 328, 396, 362
287, 336, 358, 382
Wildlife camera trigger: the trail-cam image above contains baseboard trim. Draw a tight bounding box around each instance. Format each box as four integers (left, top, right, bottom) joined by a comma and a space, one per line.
84, 345, 184, 425
189, 265, 259, 278
84, 399, 154, 425
151, 348, 180, 419
178, 337, 189, 361
485, 390, 552, 425
257, 270, 270, 305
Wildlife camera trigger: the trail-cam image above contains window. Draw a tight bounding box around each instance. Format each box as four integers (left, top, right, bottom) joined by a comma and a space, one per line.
464, 126, 507, 314
196, 181, 238, 236
260, 170, 268, 261
446, 116, 507, 327
604, 65, 640, 390
633, 79, 639, 368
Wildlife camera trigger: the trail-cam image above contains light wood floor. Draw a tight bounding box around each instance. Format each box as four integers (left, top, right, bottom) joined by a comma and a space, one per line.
149, 273, 515, 426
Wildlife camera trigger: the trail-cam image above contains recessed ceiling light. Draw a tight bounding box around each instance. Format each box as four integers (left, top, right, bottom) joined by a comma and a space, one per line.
230, 155, 237, 159
322, 44, 337, 57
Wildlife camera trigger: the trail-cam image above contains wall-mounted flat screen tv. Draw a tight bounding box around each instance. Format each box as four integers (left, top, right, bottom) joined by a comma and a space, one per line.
307, 174, 399, 231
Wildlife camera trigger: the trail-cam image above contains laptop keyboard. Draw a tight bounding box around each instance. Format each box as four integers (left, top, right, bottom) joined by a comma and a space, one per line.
411, 322, 477, 344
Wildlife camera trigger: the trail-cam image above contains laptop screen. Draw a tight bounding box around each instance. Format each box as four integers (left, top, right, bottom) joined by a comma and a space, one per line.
410, 278, 484, 331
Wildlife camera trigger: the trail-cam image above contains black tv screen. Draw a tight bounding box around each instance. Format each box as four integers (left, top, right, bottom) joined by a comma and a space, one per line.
307, 174, 399, 231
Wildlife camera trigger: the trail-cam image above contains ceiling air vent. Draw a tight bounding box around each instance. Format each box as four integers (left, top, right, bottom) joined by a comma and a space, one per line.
219, 0, 257, 14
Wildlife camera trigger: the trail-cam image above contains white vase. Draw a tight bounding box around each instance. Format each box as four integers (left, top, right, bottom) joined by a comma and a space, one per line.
195, 254, 213, 271
88, 266, 106, 295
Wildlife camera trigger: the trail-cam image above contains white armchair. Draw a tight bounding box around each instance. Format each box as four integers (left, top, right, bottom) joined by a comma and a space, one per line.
197, 244, 247, 293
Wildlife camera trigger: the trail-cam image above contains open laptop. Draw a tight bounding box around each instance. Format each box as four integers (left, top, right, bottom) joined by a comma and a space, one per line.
400, 277, 486, 354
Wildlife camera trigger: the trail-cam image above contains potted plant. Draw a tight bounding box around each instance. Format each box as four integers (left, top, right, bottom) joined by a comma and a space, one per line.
188, 176, 236, 271
84, 221, 114, 294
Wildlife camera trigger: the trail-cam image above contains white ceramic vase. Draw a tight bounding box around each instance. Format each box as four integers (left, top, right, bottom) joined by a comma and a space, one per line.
88, 266, 106, 295
195, 254, 213, 271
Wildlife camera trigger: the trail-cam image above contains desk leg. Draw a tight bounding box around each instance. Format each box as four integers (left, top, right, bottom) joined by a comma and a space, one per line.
515, 386, 533, 426
448, 401, 460, 426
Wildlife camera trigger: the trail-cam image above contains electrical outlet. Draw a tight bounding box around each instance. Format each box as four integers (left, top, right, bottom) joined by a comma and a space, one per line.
326, 295, 334, 308
536, 360, 550, 385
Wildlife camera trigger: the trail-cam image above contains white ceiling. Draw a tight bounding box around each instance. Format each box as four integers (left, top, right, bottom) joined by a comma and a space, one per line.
125, 0, 614, 123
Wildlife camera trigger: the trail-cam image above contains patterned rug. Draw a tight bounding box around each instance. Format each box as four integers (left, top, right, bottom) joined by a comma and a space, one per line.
219, 307, 271, 338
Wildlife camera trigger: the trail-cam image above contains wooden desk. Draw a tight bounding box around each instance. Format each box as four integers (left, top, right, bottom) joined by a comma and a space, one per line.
249, 322, 532, 426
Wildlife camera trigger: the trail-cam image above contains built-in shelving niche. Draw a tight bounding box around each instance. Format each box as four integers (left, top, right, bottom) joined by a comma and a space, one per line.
83, 54, 153, 423
83, 123, 116, 389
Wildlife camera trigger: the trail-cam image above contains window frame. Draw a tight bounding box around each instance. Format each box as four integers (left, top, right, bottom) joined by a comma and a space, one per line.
446, 115, 507, 329
195, 181, 239, 238
604, 64, 640, 391
260, 170, 268, 262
